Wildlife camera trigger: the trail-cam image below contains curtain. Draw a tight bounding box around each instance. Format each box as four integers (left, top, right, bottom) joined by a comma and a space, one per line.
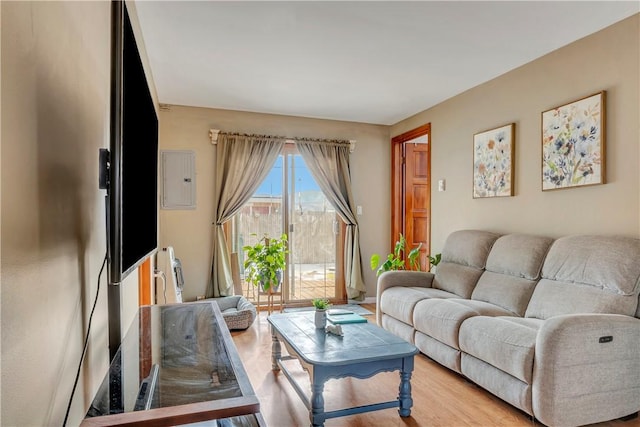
209, 134, 284, 297
296, 141, 366, 300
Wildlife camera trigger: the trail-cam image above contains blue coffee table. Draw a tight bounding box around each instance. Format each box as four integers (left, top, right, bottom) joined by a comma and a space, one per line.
268, 312, 418, 427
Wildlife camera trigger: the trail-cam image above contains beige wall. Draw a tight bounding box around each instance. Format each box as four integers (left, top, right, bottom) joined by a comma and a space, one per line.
1, 2, 153, 425
392, 14, 640, 253
158, 106, 390, 300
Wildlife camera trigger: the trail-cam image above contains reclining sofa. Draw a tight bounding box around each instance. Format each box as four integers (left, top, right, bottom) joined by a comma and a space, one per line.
377, 230, 640, 426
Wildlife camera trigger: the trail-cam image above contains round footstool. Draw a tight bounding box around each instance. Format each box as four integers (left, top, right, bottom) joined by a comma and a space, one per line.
210, 295, 257, 330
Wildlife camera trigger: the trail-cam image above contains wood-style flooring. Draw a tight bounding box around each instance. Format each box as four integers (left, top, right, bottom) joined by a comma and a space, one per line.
241, 278, 337, 304
230, 304, 639, 427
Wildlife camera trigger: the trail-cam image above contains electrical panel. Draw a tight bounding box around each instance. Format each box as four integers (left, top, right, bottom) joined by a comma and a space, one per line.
161, 150, 196, 209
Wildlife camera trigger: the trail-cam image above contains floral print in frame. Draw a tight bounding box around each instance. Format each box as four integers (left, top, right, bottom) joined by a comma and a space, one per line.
542, 91, 605, 191
473, 123, 515, 198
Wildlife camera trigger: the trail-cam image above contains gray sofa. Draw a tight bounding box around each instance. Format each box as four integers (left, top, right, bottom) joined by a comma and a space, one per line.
377, 230, 640, 426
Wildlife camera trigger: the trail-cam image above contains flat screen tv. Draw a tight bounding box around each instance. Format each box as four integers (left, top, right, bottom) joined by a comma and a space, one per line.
108, 1, 158, 285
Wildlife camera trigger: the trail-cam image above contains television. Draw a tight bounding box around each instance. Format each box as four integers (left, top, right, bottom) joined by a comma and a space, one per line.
106, 1, 158, 356
108, 1, 159, 285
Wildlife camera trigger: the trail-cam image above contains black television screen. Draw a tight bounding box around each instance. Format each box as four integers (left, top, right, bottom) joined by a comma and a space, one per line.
109, 1, 158, 284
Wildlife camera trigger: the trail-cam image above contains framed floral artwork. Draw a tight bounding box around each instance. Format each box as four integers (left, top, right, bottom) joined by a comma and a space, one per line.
473, 123, 515, 198
542, 91, 605, 191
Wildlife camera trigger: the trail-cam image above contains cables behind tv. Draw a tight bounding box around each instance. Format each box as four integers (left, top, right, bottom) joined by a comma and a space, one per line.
154, 269, 167, 304
62, 251, 107, 427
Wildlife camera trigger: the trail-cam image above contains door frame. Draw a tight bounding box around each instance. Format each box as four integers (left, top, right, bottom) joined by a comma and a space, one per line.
391, 124, 431, 261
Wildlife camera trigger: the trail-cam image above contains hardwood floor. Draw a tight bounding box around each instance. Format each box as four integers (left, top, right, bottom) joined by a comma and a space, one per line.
240, 278, 337, 305
230, 304, 640, 427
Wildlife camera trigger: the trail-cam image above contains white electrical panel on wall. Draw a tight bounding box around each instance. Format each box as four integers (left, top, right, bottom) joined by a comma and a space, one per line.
161, 150, 196, 209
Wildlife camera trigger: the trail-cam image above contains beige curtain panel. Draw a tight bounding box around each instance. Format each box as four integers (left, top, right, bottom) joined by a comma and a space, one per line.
209, 134, 284, 297
297, 140, 366, 300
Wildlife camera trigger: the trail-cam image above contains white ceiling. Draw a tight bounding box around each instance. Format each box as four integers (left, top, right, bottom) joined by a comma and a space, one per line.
135, 1, 639, 125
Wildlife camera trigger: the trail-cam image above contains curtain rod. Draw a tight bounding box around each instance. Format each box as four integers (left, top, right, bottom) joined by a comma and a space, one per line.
208, 129, 356, 153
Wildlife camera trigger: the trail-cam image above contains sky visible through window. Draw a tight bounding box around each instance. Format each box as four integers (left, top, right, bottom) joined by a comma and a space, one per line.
254, 155, 332, 212
255, 155, 319, 196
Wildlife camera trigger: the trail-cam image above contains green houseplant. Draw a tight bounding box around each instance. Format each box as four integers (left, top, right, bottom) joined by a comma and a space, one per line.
243, 233, 288, 292
370, 234, 441, 276
311, 298, 331, 328
311, 298, 331, 310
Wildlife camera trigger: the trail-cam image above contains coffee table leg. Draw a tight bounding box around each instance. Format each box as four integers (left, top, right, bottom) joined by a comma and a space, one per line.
310, 379, 325, 427
398, 357, 414, 417
270, 326, 281, 372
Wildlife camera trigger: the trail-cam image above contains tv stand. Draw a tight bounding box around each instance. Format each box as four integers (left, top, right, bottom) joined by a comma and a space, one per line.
83, 301, 263, 426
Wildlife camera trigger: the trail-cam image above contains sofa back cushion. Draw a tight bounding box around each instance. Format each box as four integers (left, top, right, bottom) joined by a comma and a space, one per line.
525, 235, 640, 319
432, 230, 500, 298
472, 234, 553, 316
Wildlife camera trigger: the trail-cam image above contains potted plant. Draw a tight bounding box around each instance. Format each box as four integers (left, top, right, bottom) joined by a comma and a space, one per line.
370, 234, 441, 276
243, 233, 288, 292
312, 298, 331, 329
428, 253, 442, 273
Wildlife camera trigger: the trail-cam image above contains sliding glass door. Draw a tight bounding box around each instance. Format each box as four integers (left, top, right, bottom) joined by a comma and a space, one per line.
231, 144, 340, 306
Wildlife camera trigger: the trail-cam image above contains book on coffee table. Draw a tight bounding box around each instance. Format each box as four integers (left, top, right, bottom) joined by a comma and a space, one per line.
326, 313, 367, 324
327, 308, 354, 316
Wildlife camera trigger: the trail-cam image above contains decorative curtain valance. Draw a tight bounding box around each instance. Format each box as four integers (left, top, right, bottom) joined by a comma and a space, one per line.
209, 130, 356, 152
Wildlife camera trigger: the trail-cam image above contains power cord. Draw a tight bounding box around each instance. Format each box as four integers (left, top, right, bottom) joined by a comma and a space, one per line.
154, 269, 167, 304
62, 251, 108, 427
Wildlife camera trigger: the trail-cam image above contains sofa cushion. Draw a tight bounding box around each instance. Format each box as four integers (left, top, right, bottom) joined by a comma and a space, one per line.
413, 299, 513, 349
432, 230, 500, 298
459, 316, 543, 384
471, 234, 553, 316
472, 272, 537, 317
485, 234, 554, 280
440, 230, 501, 268
379, 286, 457, 325
381, 315, 416, 344
541, 235, 640, 295
526, 279, 638, 319
433, 263, 485, 298
526, 235, 640, 319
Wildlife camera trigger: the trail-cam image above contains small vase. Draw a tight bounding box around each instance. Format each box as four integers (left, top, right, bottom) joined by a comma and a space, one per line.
314, 309, 327, 329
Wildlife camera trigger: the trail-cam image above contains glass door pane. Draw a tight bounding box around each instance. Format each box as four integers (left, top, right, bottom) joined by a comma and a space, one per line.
231, 156, 284, 304
286, 153, 337, 302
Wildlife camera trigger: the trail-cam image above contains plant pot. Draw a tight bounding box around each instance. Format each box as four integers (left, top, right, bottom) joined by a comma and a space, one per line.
314, 309, 327, 329
260, 282, 281, 293
259, 270, 283, 292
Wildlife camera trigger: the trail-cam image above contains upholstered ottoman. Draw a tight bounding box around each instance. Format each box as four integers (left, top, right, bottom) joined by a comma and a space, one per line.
209, 296, 257, 330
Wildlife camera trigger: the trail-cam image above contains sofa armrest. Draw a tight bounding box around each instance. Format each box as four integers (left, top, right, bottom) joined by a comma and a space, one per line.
533, 314, 640, 426
376, 271, 434, 324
